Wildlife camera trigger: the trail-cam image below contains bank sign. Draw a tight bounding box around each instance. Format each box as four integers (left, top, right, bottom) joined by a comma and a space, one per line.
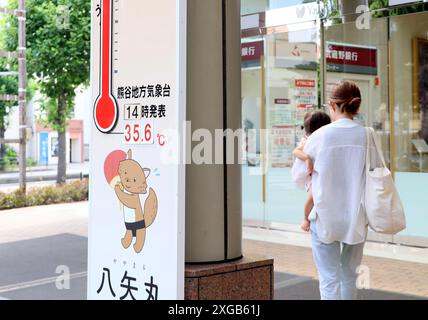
241, 41, 263, 62
88, 0, 186, 299
326, 42, 378, 76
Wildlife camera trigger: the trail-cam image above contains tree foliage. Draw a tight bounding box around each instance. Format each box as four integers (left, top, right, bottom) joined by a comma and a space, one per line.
0, 59, 35, 130
369, 0, 428, 18
3, 0, 90, 183
4, 0, 90, 132
0, 64, 17, 131
322, 0, 428, 20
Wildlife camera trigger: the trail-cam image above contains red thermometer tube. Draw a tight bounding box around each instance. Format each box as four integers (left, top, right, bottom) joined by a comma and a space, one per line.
94, 0, 119, 133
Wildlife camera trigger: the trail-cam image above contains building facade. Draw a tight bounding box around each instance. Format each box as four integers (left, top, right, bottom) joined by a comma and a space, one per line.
241, 0, 428, 246
4, 88, 90, 166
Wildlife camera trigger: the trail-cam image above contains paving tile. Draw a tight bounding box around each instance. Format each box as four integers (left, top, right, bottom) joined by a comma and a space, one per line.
244, 239, 428, 298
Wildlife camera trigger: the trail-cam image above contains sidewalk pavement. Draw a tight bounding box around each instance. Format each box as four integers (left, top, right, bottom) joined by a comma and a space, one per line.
244, 226, 428, 298
244, 238, 428, 299
0, 201, 426, 299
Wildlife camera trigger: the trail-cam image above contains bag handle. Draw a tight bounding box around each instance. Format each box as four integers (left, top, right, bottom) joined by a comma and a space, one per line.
366, 127, 387, 171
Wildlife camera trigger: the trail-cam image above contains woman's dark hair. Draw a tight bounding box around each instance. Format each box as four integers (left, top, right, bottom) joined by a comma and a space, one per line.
330, 80, 362, 115
303, 110, 331, 135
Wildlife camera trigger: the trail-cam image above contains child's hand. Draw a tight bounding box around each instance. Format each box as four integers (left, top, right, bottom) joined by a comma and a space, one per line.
306, 158, 314, 176
301, 219, 310, 232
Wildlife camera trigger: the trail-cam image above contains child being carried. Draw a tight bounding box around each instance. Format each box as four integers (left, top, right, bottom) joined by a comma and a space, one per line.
293, 110, 331, 232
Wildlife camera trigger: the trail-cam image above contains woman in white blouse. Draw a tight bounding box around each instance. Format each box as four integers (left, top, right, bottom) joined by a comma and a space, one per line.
292, 80, 382, 300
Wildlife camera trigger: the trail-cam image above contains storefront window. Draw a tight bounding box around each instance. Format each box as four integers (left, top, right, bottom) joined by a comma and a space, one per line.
241, 0, 428, 244
324, 16, 390, 165
241, 0, 320, 227
242, 37, 264, 223
390, 11, 428, 173
390, 11, 428, 241
263, 20, 319, 226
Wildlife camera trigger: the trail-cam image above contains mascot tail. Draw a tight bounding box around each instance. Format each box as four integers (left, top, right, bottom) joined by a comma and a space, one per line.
144, 188, 158, 227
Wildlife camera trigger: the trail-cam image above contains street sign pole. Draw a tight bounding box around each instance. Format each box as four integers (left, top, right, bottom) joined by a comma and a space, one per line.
18, 0, 27, 192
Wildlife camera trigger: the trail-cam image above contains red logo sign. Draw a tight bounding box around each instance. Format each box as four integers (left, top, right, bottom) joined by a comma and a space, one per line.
295, 79, 316, 88
326, 42, 377, 75
241, 41, 263, 62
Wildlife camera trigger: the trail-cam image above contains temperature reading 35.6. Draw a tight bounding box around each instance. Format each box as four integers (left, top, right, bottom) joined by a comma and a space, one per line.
124, 120, 154, 145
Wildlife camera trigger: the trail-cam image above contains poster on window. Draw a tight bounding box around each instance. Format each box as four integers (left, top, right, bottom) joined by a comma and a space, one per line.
271, 98, 295, 126
294, 79, 317, 123
271, 125, 295, 168
88, 0, 186, 300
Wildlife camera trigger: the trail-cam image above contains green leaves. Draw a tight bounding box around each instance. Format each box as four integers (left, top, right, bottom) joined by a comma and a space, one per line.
0, 58, 18, 129
2, 0, 91, 130
0, 178, 89, 210
369, 0, 428, 17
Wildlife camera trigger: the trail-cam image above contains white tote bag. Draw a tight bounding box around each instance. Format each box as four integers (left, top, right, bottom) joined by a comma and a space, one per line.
365, 127, 406, 234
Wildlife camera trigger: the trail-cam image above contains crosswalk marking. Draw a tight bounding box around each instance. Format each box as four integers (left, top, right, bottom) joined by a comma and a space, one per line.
0, 271, 87, 293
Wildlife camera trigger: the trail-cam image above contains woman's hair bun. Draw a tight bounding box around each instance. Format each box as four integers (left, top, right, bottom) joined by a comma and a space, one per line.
349, 97, 361, 107
330, 80, 362, 115
343, 97, 361, 114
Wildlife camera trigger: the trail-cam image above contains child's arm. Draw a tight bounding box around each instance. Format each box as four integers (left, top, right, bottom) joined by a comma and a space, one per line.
293, 144, 310, 161
301, 187, 314, 232
294, 144, 314, 175
303, 187, 314, 220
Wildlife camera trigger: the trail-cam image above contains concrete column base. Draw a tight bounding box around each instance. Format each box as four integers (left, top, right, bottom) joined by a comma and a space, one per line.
184, 256, 274, 300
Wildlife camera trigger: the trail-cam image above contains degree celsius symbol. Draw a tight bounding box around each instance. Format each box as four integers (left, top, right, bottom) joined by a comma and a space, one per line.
157, 133, 165, 147
93, 0, 119, 133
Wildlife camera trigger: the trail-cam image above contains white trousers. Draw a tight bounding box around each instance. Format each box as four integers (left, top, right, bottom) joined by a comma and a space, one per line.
310, 222, 365, 300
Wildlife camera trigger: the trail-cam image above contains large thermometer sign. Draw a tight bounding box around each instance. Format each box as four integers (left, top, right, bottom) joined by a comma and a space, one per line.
93, 0, 118, 133
89, 0, 186, 300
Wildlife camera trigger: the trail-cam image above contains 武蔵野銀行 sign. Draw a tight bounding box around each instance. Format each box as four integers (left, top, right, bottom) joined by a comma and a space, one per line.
326, 42, 377, 76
